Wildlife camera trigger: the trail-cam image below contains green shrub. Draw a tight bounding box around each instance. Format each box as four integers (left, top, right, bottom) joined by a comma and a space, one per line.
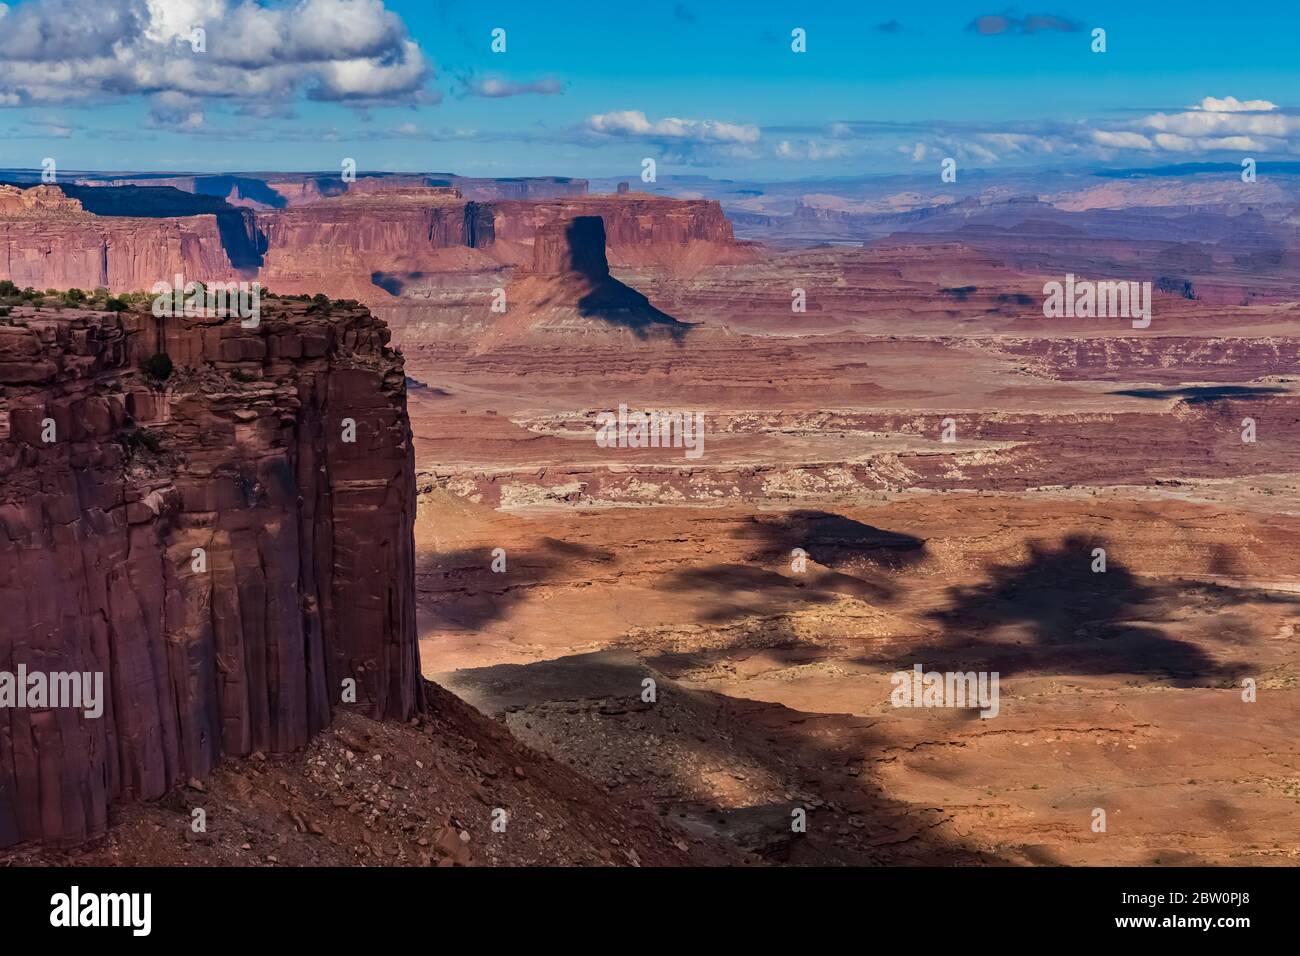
141, 352, 174, 382
122, 427, 163, 455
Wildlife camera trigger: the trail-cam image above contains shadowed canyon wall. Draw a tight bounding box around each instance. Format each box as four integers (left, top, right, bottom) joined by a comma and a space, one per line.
0, 299, 422, 847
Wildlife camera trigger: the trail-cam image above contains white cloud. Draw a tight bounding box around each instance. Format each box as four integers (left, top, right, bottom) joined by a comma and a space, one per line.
1091, 130, 1154, 150
1197, 135, 1270, 151
976, 132, 1049, 154
147, 90, 205, 129
1153, 132, 1197, 152
780, 93, 1300, 169
1192, 95, 1276, 113
472, 76, 563, 98
0, 0, 432, 106
1073, 95, 1300, 157
775, 139, 848, 160
956, 140, 999, 163
1143, 109, 1300, 138
587, 110, 759, 144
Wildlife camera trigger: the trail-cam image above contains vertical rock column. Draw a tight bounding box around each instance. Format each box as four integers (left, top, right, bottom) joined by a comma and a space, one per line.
0, 302, 423, 847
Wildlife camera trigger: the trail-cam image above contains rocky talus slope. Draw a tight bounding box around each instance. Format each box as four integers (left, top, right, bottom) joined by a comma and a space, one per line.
0, 297, 422, 847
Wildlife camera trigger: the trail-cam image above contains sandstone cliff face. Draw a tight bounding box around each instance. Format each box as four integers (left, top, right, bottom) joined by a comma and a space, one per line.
492, 196, 736, 249
257, 193, 499, 294
259, 192, 471, 254
261, 193, 730, 276
529, 216, 610, 276
0, 298, 421, 847
0, 217, 238, 292
450, 176, 588, 201
491, 196, 754, 276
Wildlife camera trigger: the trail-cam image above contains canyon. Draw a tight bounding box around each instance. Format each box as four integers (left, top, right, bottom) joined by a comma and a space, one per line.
2, 168, 1299, 865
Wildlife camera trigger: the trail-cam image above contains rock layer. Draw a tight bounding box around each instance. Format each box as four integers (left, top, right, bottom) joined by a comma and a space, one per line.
0, 216, 236, 293
0, 298, 421, 847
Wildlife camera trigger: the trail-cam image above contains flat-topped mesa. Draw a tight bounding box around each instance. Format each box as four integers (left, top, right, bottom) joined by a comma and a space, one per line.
492, 195, 736, 247
0, 182, 751, 301
0, 297, 422, 847
77, 173, 589, 207
491, 194, 754, 274
450, 176, 588, 201
338, 184, 463, 202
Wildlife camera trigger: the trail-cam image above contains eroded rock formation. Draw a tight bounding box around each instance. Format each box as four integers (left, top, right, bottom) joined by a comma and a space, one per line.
530, 216, 610, 276
0, 297, 421, 847
491, 195, 753, 273
81, 173, 589, 207
257, 189, 499, 296
481, 215, 689, 348
493, 196, 737, 249
0, 183, 751, 300
0, 184, 84, 219
0, 184, 243, 292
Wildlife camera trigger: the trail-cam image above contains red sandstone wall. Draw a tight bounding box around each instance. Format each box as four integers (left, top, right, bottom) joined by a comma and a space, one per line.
258, 201, 469, 259
491, 197, 736, 249
529, 217, 610, 276
257, 199, 487, 291
0, 217, 235, 292
0, 300, 421, 847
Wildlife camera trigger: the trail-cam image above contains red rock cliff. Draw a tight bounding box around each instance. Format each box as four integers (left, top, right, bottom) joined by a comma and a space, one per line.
257, 191, 499, 295
491, 195, 752, 273
529, 216, 610, 276
0, 185, 240, 292
492, 195, 735, 248
0, 298, 422, 847
0, 185, 750, 300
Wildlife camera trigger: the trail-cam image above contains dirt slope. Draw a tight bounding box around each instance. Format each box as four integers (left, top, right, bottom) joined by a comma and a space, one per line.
0, 683, 748, 867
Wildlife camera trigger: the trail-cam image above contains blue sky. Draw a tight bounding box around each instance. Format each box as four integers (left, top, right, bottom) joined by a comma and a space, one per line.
2, 0, 1299, 179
